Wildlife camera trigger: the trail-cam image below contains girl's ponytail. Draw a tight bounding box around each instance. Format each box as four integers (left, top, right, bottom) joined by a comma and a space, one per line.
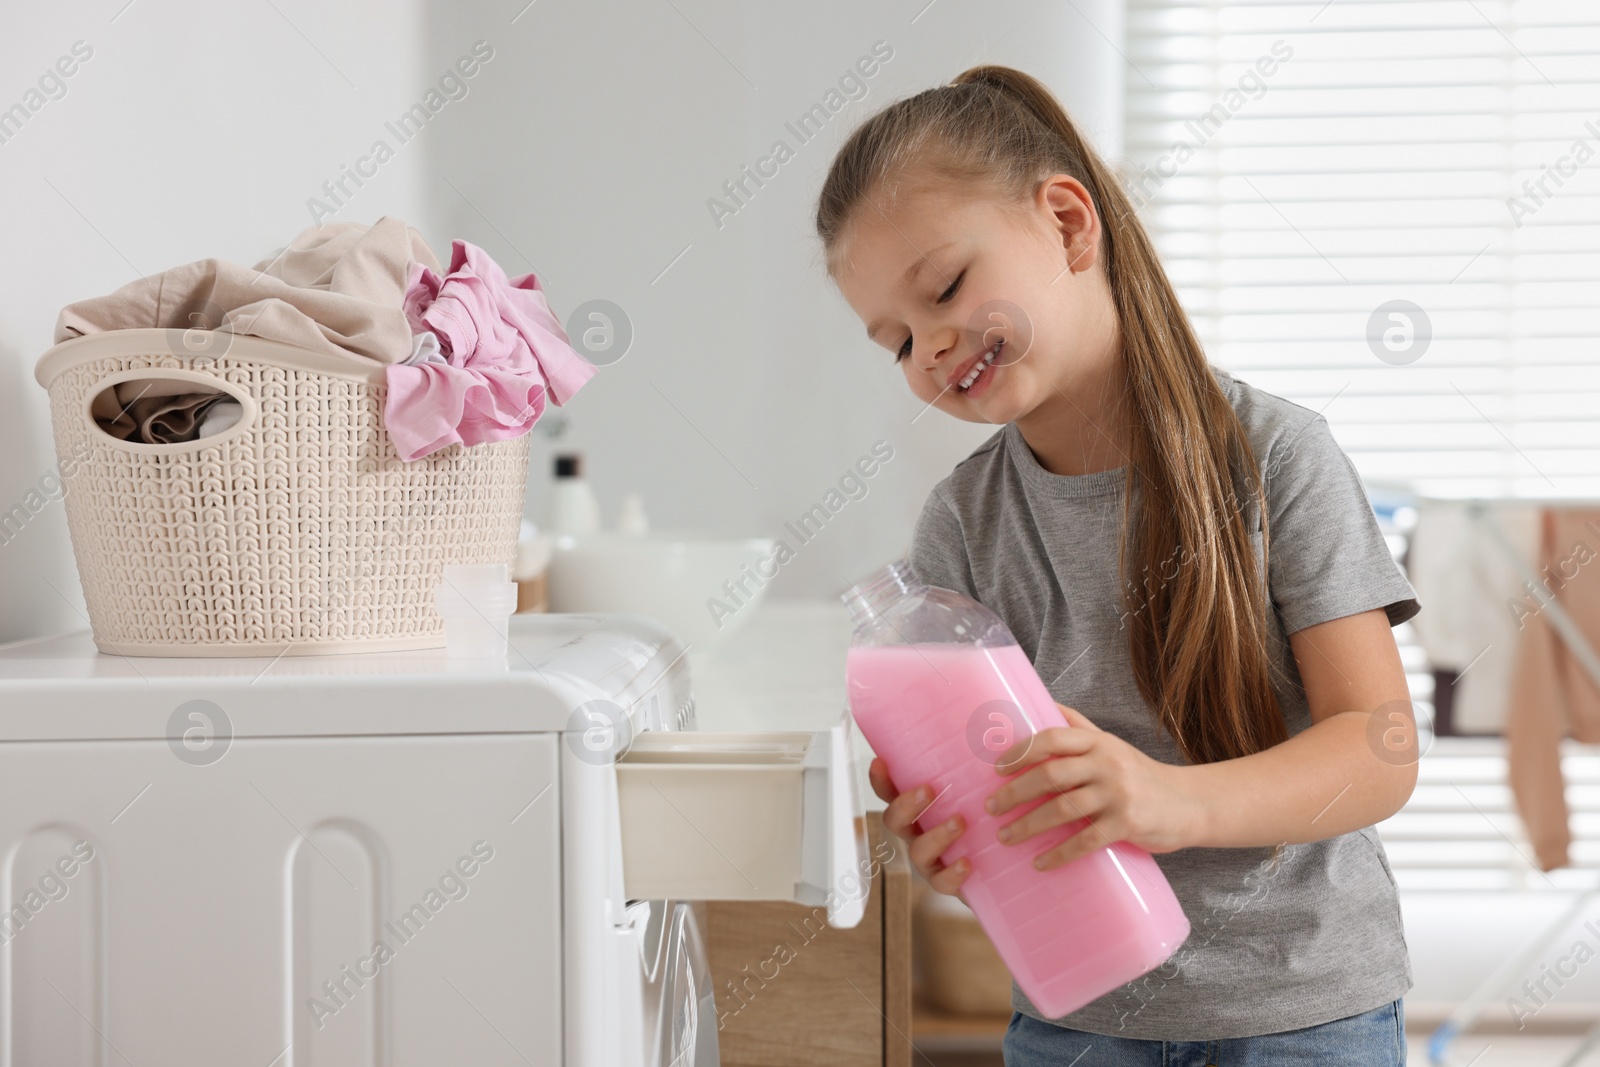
818, 66, 1291, 767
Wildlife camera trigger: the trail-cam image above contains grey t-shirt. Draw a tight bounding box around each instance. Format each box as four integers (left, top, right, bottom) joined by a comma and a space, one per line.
905, 365, 1419, 1041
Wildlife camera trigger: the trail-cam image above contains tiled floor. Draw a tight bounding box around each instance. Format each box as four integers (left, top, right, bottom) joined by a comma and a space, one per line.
1411, 1033, 1597, 1066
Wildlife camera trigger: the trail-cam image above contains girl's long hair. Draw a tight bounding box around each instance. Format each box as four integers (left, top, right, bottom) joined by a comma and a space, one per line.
817, 65, 1289, 766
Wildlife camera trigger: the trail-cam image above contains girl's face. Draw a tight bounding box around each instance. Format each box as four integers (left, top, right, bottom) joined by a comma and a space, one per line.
832, 173, 1120, 429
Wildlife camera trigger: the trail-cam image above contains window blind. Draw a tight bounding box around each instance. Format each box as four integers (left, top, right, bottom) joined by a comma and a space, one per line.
1379, 737, 1600, 889
1122, 0, 1600, 500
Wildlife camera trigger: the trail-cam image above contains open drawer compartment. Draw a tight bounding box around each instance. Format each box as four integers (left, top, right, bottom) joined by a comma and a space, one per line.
615, 709, 869, 928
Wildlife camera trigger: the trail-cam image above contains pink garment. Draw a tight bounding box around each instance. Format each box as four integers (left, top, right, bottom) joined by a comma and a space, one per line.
384, 240, 597, 461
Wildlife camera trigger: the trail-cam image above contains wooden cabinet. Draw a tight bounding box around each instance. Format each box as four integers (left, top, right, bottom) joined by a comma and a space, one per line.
704, 811, 912, 1066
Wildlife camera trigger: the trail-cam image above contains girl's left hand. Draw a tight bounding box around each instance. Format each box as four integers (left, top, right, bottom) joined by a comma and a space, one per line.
985, 702, 1199, 869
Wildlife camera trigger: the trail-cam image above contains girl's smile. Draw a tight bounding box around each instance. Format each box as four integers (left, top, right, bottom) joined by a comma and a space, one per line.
947, 337, 1003, 398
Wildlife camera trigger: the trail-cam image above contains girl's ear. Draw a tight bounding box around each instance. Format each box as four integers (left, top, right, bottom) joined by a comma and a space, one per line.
1039, 173, 1101, 277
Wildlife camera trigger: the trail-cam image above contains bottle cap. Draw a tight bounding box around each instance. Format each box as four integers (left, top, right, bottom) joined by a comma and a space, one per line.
554, 454, 582, 478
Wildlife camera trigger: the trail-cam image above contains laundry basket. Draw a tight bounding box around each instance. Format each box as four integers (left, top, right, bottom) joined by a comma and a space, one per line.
34, 329, 532, 657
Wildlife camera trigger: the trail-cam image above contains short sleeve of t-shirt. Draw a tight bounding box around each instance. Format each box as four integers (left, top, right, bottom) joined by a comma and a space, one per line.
1260, 410, 1420, 635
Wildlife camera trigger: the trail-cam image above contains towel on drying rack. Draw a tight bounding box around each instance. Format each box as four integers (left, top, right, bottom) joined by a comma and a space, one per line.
1506, 506, 1600, 871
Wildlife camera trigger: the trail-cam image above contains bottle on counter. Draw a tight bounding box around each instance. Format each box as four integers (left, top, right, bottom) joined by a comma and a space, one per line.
840, 557, 1191, 1018
547, 453, 601, 536
616, 491, 649, 536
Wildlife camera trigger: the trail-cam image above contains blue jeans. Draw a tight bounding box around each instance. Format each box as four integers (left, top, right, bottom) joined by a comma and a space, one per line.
1002, 998, 1405, 1065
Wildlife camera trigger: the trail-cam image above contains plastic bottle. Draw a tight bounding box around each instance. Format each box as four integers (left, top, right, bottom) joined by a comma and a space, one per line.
840, 557, 1191, 1018
548, 453, 601, 536
616, 491, 650, 536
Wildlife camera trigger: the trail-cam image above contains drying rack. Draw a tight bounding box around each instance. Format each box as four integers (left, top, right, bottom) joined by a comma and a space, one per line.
1410, 496, 1600, 1066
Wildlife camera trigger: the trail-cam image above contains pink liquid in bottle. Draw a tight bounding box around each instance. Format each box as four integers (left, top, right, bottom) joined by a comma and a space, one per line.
842, 560, 1190, 1018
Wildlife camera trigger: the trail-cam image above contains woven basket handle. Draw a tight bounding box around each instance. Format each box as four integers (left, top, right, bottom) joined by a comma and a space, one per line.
83, 366, 258, 454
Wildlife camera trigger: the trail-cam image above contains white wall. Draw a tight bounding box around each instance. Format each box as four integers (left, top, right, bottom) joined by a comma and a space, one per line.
0, 0, 434, 643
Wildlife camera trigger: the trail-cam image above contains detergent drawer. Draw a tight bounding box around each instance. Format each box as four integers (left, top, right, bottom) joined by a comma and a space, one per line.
615, 709, 869, 929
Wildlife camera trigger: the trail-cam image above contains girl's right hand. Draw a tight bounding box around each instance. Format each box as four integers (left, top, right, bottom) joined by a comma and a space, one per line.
868, 755, 972, 900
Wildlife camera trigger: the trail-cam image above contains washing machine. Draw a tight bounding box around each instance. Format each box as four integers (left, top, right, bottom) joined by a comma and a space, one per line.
0, 610, 868, 1066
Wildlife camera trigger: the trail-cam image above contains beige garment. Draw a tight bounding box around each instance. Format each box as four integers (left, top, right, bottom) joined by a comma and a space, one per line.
1505, 506, 1600, 871
54, 216, 441, 366
88, 377, 230, 443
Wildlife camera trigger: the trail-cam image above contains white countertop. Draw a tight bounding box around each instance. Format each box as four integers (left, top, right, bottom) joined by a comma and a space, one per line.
0, 613, 685, 739
687, 598, 887, 813
0, 602, 891, 809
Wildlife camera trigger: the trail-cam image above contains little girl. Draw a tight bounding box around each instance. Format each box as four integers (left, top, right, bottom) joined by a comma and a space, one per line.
817, 66, 1420, 1064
